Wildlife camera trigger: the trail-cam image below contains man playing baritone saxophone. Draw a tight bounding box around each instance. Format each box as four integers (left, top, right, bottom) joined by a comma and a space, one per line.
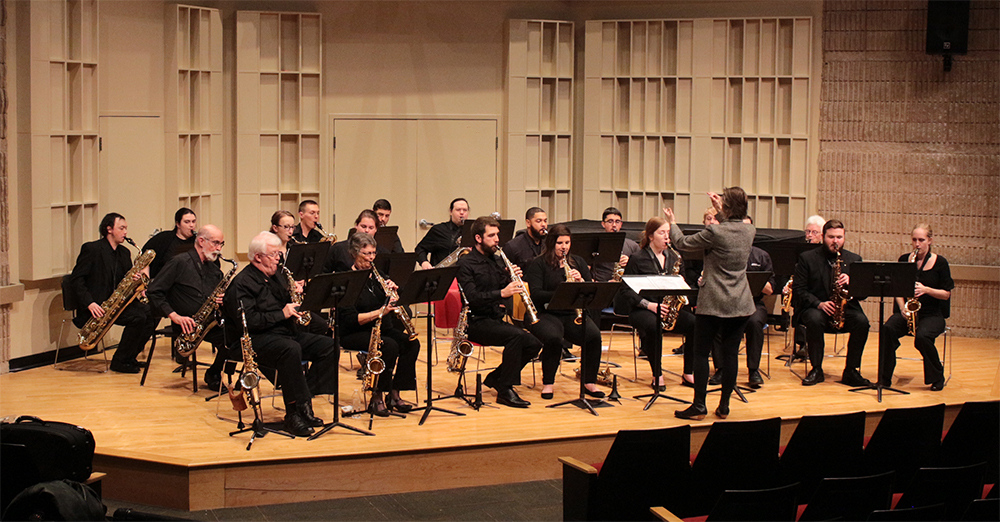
457, 216, 543, 408
146, 225, 231, 392
792, 219, 872, 387
222, 232, 339, 436
69, 213, 157, 374
416, 198, 468, 269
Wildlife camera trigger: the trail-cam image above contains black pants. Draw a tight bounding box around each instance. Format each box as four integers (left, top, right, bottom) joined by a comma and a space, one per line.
878, 313, 946, 385
528, 313, 601, 385
234, 330, 338, 409
110, 301, 157, 366
798, 306, 869, 371
467, 317, 542, 390
692, 314, 750, 409
743, 302, 768, 371
341, 327, 420, 392
629, 307, 695, 377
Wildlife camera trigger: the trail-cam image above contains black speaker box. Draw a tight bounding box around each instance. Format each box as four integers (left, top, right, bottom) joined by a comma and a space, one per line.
926, 0, 970, 55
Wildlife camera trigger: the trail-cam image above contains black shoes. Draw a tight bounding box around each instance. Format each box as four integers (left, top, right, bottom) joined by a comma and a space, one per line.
583, 387, 606, 399
284, 411, 315, 437
674, 405, 708, 421
715, 404, 730, 419
300, 401, 324, 427
708, 370, 723, 386
355, 353, 367, 380
680, 378, 695, 389
205, 373, 224, 392
368, 394, 391, 417
793, 345, 809, 361
930, 379, 946, 391
540, 391, 554, 400
497, 388, 530, 408
841, 368, 872, 387
802, 368, 824, 386
110, 361, 141, 374
672, 343, 685, 355
748, 369, 764, 386
386, 394, 414, 413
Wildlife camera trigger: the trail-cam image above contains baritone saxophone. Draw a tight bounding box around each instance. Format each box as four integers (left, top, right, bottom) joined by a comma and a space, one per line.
77, 241, 155, 351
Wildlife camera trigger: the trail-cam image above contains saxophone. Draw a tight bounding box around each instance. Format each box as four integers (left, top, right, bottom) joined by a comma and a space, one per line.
497, 247, 539, 324
830, 248, 848, 330
230, 306, 261, 413
282, 265, 311, 326
371, 265, 419, 340
433, 246, 471, 268
315, 222, 337, 243
362, 308, 386, 391
562, 254, 584, 325
446, 285, 474, 372
781, 276, 794, 313
903, 247, 922, 336
660, 242, 689, 331
77, 244, 156, 351
611, 261, 625, 282
175, 258, 238, 357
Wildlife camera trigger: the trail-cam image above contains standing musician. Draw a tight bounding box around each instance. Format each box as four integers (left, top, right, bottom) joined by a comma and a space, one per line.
667, 188, 755, 421
416, 198, 469, 269
337, 233, 420, 416
146, 225, 230, 391
270, 210, 297, 254
457, 216, 543, 408
323, 210, 386, 274
503, 207, 548, 268
222, 232, 338, 437
142, 207, 197, 279
69, 213, 157, 374
292, 200, 326, 243
373, 199, 405, 254
589, 207, 641, 283
792, 219, 872, 387
878, 224, 953, 391
612, 217, 696, 390
524, 224, 605, 400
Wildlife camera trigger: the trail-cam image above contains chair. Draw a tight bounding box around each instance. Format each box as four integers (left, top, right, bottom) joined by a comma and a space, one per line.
940, 401, 999, 485
798, 471, 896, 522
779, 411, 866, 499
652, 482, 800, 522
139, 326, 210, 391
560, 425, 693, 521
605, 310, 641, 382
867, 502, 946, 521
690, 417, 782, 513
962, 498, 999, 521
896, 462, 986, 520
864, 403, 945, 492
54, 275, 109, 372
897, 326, 953, 385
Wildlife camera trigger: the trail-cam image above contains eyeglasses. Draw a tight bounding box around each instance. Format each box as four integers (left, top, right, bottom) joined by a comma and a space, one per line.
278, 225, 296, 230
259, 251, 281, 259
603, 219, 623, 225
207, 239, 225, 248
359, 250, 377, 258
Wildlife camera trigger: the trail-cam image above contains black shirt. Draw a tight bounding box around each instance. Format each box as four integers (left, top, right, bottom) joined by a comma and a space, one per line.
456, 247, 511, 321
502, 231, 543, 269
524, 254, 593, 317
747, 246, 776, 303
792, 245, 863, 312
292, 224, 325, 244
894, 253, 953, 318
142, 229, 196, 278
147, 248, 222, 318
415, 221, 462, 266
222, 263, 295, 341
321, 241, 390, 274
68, 239, 134, 324
336, 272, 393, 337
613, 246, 682, 315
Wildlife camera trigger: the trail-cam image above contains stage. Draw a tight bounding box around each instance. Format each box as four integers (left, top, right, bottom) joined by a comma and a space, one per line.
1, 329, 997, 511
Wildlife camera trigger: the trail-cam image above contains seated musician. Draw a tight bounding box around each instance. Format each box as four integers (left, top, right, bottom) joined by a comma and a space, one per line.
323, 209, 385, 274
524, 224, 605, 400
142, 207, 197, 279
146, 225, 230, 391
589, 207, 641, 283
612, 217, 696, 390
292, 200, 326, 243
270, 210, 297, 253
791, 219, 872, 387
788, 214, 827, 358
373, 199, 405, 254
337, 233, 420, 416
878, 224, 953, 391
741, 216, 774, 387
457, 216, 543, 408
69, 213, 157, 374
503, 207, 548, 268
222, 232, 338, 437
416, 198, 468, 269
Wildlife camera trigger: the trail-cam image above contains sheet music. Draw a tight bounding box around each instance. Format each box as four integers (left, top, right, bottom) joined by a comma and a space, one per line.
622, 274, 691, 293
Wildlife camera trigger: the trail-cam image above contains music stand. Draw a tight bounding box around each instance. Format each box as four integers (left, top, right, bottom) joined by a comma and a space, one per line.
847, 261, 916, 402
373, 226, 399, 251
298, 270, 374, 439
395, 266, 462, 426
375, 252, 418, 288
285, 242, 330, 281
497, 220, 516, 246
546, 282, 621, 416
705, 270, 772, 401
570, 232, 625, 270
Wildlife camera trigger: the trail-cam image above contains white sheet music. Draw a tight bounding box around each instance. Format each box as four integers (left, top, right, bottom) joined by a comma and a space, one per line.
622, 274, 691, 293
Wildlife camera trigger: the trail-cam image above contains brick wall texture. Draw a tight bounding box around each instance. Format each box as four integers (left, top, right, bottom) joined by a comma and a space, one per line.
820, 0, 999, 338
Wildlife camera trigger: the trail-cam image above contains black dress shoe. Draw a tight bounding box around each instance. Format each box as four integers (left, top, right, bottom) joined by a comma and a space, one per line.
583, 388, 606, 399
715, 404, 730, 419
540, 391, 554, 400
930, 379, 945, 391
300, 401, 324, 427
284, 412, 315, 437
708, 370, 723, 386
794, 345, 808, 360
841, 369, 872, 387
386, 395, 415, 413
674, 405, 708, 420
204, 376, 224, 392
110, 362, 141, 374
680, 378, 695, 389
802, 368, 824, 386
496, 388, 530, 408
748, 369, 764, 386
672, 343, 685, 355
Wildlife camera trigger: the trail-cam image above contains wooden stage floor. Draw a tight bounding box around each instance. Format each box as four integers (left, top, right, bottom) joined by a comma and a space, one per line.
2, 329, 998, 511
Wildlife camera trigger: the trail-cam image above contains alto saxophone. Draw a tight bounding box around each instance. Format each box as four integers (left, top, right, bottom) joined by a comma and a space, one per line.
498, 247, 539, 324
781, 276, 794, 313
175, 258, 238, 357
661, 242, 689, 331
562, 254, 584, 325
903, 247, 922, 336
78, 244, 156, 351
230, 305, 262, 413
611, 260, 625, 282
371, 265, 419, 340
315, 222, 337, 243
446, 285, 474, 373
362, 308, 386, 392
282, 265, 311, 326
830, 248, 849, 330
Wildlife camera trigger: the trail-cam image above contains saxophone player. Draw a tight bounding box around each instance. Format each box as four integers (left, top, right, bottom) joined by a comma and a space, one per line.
589, 207, 641, 283
270, 210, 297, 254
373, 199, 405, 254
142, 207, 198, 279
146, 225, 230, 391
337, 233, 420, 416
69, 213, 157, 374
323, 210, 387, 274
457, 216, 543, 408
612, 217, 696, 390
878, 224, 953, 391
524, 224, 605, 400
792, 219, 872, 387
416, 198, 468, 269
292, 200, 326, 243
503, 207, 548, 268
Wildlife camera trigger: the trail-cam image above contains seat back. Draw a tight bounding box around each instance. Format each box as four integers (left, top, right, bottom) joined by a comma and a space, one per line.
897, 462, 986, 520
798, 471, 895, 522
706, 482, 800, 522
867, 502, 947, 521
692, 418, 782, 513
941, 400, 999, 485
433, 280, 462, 329
60, 275, 78, 313
780, 411, 866, 499
864, 403, 945, 492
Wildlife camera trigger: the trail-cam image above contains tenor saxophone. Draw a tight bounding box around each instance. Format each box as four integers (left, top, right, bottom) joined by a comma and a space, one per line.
830, 248, 848, 330
77, 243, 156, 351
371, 265, 419, 340
903, 247, 922, 335
660, 242, 689, 331
282, 265, 311, 326
175, 258, 238, 357
362, 308, 386, 392
498, 248, 539, 324
562, 254, 584, 325
446, 285, 475, 373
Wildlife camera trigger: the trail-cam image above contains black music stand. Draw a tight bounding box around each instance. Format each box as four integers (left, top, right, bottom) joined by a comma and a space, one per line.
546, 282, 620, 416
570, 232, 626, 273
847, 261, 916, 402
395, 266, 462, 426
285, 242, 330, 281
497, 220, 516, 246
706, 270, 772, 401
375, 252, 418, 288
298, 270, 374, 439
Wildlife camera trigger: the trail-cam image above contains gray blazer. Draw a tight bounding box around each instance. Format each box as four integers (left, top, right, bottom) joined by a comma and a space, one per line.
669, 219, 756, 318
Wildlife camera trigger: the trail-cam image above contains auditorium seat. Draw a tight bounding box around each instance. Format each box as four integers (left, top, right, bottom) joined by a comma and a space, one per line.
797, 471, 895, 522
867, 502, 946, 521
940, 400, 999, 486
778, 410, 866, 499
651, 482, 799, 522
690, 418, 782, 513
864, 403, 945, 492
896, 462, 986, 520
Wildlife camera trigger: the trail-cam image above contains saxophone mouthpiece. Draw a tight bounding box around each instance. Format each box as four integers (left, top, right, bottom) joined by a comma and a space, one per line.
124, 236, 138, 248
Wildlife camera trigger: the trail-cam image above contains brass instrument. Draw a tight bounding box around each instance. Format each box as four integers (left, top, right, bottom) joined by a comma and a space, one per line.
315, 222, 337, 243
611, 261, 625, 282
498, 247, 539, 324
433, 246, 471, 268
446, 285, 474, 373
660, 242, 689, 331
575, 366, 614, 386
830, 248, 848, 330
781, 276, 794, 313
362, 308, 386, 391
282, 265, 311, 326
123, 237, 150, 304
371, 265, 419, 341
175, 258, 239, 357
230, 306, 261, 413
562, 254, 584, 325
77, 244, 155, 351
903, 247, 922, 335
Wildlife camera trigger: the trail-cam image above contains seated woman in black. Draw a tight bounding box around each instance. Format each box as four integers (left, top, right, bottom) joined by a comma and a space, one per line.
878, 224, 953, 391
337, 233, 420, 415
524, 224, 605, 400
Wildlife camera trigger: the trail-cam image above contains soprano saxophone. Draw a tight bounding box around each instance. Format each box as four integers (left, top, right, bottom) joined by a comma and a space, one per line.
77, 241, 155, 351
562, 254, 584, 325
175, 258, 238, 357
362, 308, 386, 392
830, 248, 849, 330
282, 265, 311, 326
902, 247, 922, 336
446, 285, 474, 373
371, 265, 419, 340
497, 248, 539, 324
660, 242, 689, 331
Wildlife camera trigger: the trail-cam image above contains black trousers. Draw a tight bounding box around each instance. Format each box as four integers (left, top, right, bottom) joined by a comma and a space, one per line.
467, 317, 542, 389
528, 313, 601, 385
743, 302, 768, 371
692, 314, 750, 408
878, 313, 946, 385
234, 330, 338, 409
110, 301, 157, 366
169, 323, 229, 378
341, 327, 420, 392
630, 307, 695, 377
798, 306, 869, 371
